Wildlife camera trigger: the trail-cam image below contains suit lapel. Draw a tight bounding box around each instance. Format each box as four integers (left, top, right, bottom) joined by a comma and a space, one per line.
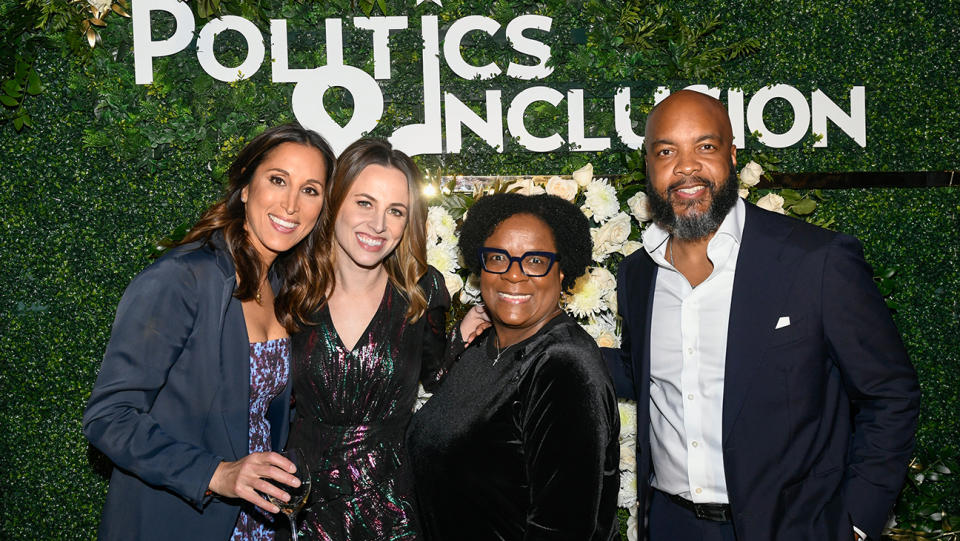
211, 237, 250, 459
721, 204, 797, 445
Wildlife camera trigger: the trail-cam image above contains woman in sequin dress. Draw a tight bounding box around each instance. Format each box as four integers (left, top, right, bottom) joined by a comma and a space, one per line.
287, 139, 486, 540
83, 124, 335, 541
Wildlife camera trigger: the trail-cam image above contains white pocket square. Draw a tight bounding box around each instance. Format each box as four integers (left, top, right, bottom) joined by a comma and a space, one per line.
775, 316, 791, 329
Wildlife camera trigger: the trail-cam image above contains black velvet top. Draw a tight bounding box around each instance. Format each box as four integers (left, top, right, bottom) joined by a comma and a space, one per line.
406, 313, 620, 541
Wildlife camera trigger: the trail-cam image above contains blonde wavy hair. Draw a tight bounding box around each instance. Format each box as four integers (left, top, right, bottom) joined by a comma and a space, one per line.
315, 138, 429, 322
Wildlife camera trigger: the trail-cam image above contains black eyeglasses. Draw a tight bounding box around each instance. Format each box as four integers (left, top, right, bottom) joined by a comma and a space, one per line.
478, 247, 560, 277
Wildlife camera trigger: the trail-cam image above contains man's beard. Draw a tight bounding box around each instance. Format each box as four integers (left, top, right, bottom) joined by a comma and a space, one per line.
645, 159, 740, 240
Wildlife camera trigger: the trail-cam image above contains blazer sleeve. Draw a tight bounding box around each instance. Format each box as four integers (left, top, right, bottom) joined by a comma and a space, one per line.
520, 344, 618, 541
602, 258, 638, 400
822, 235, 920, 539
82, 258, 225, 508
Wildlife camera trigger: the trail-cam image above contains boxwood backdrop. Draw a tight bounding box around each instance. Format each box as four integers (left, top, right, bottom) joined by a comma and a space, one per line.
1, 0, 957, 539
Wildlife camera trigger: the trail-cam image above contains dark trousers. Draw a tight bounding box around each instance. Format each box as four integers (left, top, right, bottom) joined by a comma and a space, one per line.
648, 490, 737, 541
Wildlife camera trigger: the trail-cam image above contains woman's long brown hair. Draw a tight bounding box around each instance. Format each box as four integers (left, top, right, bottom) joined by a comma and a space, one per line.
317, 138, 430, 322
179, 122, 336, 332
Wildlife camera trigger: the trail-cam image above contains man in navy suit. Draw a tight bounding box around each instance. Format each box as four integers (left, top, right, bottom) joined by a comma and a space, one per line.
606, 90, 919, 541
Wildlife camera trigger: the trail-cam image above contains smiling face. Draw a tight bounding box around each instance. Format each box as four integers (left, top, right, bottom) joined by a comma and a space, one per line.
480, 213, 564, 347
241, 142, 327, 266
644, 90, 739, 240
332, 163, 410, 271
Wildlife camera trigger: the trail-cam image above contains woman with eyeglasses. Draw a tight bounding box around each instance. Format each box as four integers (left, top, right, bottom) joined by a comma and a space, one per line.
406, 192, 621, 540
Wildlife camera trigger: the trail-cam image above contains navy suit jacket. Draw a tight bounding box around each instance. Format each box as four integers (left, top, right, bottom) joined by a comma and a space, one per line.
83, 232, 291, 540
606, 203, 919, 541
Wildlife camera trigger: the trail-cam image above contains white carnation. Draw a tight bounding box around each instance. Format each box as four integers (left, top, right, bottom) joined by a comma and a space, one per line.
757, 193, 786, 214
564, 267, 616, 317
627, 191, 652, 223
505, 177, 545, 196
426, 206, 457, 243
583, 179, 620, 223
427, 243, 458, 274
571, 163, 594, 187
618, 468, 638, 508
739, 160, 763, 186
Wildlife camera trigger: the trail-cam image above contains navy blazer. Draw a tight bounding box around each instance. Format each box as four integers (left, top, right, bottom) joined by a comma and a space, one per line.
83, 232, 291, 540
606, 203, 920, 541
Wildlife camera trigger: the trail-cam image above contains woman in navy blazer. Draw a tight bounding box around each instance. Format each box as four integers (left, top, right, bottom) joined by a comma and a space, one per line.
83, 123, 335, 540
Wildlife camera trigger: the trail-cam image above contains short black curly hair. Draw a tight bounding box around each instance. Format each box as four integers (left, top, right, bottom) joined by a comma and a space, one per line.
458, 192, 592, 291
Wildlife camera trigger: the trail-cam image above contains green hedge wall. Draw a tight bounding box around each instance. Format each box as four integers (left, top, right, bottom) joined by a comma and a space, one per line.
1, 0, 958, 539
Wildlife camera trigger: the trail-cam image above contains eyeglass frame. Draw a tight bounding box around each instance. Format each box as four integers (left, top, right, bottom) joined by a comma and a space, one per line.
477, 247, 561, 277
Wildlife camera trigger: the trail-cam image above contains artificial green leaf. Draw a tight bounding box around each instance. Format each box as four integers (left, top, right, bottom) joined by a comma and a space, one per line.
780, 188, 801, 200
3, 79, 22, 97
789, 198, 817, 215
13, 115, 24, 130
0, 94, 19, 107
27, 71, 41, 95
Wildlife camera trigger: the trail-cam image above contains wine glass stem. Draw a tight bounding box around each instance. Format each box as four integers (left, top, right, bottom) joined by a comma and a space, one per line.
288, 515, 298, 540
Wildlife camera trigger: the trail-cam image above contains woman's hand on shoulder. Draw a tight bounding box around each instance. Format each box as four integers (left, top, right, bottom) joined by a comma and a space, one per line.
459, 304, 491, 345
208, 452, 300, 513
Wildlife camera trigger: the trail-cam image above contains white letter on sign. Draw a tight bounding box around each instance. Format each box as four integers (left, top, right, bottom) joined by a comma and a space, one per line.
443, 16, 502, 80
133, 0, 195, 84
507, 86, 564, 152
197, 16, 265, 82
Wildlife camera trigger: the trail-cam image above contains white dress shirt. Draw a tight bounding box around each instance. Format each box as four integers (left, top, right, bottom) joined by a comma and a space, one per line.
643, 198, 745, 504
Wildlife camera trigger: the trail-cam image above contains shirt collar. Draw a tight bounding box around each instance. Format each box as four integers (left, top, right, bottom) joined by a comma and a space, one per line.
642, 198, 746, 265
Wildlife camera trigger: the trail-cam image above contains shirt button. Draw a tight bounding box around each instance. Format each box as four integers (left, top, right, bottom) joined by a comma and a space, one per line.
691, 441, 699, 448
695, 488, 703, 495
687, 347, 694, 355
687, 394, 695, 400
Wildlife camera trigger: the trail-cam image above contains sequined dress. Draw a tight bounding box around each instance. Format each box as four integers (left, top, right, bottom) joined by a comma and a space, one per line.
287, 268, 455, 540
231, 338, 291, 541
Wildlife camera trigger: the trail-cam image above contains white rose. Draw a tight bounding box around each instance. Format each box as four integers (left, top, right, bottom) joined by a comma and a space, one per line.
739, 160, 763, 186
583, 180, 620, 223
442, 272, 463, 298
738, 187, 749, 199
571, 163, 594, 187
600, 212, 632, 245
626, 191, 652, 223
506, 177, 545, 196
590, 228, 618, 263
620, 240, 642, 256
592, 266, 617, 293
544, 175, 579, 201
756, 193, 786, 214
594, 330, 619, 348
618, 469, 638, 508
